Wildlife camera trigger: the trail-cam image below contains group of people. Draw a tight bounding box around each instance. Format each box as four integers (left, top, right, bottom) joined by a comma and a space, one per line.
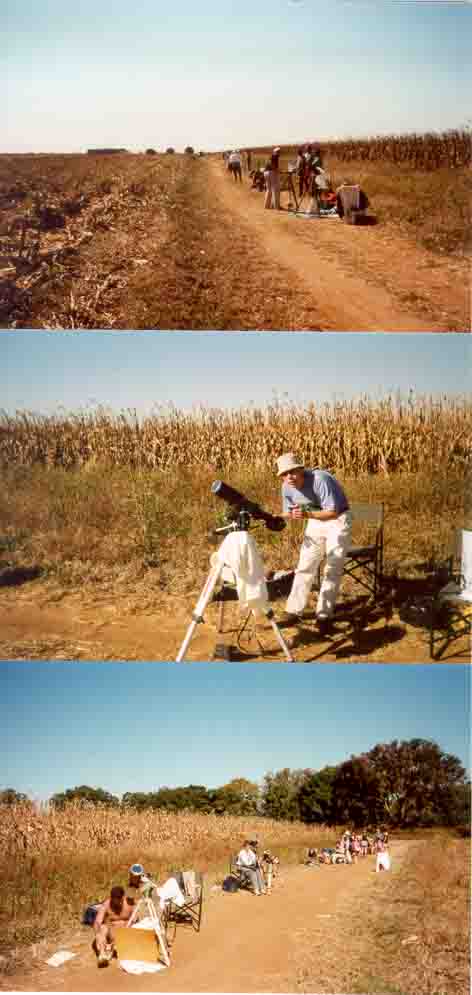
92, 863, 184, 967
236, 839, 279, 895
306, 830, 391, 872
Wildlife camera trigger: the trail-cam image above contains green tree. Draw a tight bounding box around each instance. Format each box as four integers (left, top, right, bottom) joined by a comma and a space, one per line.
50, 785, 120, 808
331, 756, 382, 827
0, 788, 30, 805
211, 778, 260, 816
298, 767, 337, 824
262, 768, 312, 822
331, 740, 468, 829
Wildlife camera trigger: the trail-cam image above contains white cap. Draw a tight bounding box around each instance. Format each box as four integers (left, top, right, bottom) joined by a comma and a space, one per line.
276, 453, 305, 476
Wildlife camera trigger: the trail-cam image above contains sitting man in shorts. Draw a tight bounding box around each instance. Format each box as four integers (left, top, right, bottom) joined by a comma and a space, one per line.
93, 885, 134, 967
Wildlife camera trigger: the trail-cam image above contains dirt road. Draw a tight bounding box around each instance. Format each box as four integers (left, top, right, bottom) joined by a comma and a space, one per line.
209, 160, 466, 333
3, 843, 412, 993
0, 581, 469, 663
3, 155, 467, 331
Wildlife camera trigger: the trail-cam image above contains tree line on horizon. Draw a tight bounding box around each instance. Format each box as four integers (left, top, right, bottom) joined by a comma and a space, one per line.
2, 739, 469, 829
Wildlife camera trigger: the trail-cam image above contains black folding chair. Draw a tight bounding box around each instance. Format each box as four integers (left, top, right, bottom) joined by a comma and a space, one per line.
344, 502, 384, 600
164, 871, 204, 942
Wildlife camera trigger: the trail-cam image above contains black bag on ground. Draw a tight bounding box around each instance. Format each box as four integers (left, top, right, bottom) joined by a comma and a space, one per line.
82, 903, 101, 926
222, 875, 240, 893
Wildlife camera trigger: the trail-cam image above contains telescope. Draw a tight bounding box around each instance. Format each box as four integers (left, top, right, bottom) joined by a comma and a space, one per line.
211, 480, 286, 533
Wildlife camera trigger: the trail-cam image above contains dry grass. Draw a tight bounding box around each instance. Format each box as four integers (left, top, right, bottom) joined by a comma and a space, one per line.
0, 398, 469, 596
0, 153, 323, 330
293, 836, 470, 995
248, 129, 471, 172
2, 396, 470, 473
0, 801, 333, 956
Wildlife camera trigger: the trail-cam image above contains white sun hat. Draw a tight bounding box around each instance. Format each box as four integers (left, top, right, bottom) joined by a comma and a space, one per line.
276, 453, 305, 476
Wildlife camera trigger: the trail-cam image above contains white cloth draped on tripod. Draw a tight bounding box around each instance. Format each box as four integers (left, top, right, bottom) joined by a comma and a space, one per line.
212, 532, 269, 616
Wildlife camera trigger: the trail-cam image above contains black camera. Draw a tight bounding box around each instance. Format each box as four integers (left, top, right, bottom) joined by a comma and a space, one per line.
211, 480, 286, 533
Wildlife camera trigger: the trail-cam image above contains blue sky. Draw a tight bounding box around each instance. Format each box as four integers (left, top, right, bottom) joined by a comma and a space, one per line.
3, 1, 471, 152
1, 331, 470, 415
0, 663, 469, 799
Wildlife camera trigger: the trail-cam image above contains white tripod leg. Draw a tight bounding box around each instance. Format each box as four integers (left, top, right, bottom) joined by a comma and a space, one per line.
176, 559, 224, 662
147, 897, 171, 967
265, 608, 294, 662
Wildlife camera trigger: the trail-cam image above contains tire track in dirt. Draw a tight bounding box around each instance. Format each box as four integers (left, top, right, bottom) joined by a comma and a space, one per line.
3, 843, 413, 993
209, 159, 468, 333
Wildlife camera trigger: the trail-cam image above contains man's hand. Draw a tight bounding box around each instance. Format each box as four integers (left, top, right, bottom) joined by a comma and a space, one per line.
281, 505, 307, 520
288, 505, 307, 520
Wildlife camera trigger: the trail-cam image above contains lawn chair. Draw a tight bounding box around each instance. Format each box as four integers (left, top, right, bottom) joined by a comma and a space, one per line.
163, 871, 204, 942
430, 528, 472, 660
229, 853, 253, 891
344, 502, 384, 600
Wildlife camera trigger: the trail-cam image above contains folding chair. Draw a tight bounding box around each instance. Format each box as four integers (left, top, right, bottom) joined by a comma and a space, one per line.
229, 853, 253, 891
344, 502, 384, 600
430, 528, 472, 660
163, 871, 204, 940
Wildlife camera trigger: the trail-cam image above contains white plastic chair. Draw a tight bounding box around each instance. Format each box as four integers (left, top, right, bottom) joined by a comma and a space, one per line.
430, 528, 472, 659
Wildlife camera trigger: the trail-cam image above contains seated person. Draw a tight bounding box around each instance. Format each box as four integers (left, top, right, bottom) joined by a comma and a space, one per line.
127, 862, 185, 910
236, 839, 265, 895
93, 886, 134, 967
126, 862, 153, 902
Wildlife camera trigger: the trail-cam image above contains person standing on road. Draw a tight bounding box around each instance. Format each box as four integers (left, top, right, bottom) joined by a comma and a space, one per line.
228, 150, 243, 182
264, 147, 282, 210
276, 453, 352, 635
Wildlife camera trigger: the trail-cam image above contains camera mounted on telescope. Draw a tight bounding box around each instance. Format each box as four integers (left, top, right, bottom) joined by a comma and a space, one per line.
211, 480, 286, 535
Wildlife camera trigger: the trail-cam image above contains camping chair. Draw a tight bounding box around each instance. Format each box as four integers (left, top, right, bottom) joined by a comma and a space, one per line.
344, 502, 384, 600
163, 871, 204, 941
430, 528, 472, 660
229, 854, 253, 892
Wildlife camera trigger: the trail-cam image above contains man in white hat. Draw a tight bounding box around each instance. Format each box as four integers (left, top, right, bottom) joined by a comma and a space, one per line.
276, 453, 352, 634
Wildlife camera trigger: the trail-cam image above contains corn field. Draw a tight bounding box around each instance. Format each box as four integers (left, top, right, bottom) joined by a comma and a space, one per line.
1, 801, 322, 858
250, 128, 472, 170
1, 396, 470, 475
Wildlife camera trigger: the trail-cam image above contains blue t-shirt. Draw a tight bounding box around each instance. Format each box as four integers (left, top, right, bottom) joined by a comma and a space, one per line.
282, 469, 349, 515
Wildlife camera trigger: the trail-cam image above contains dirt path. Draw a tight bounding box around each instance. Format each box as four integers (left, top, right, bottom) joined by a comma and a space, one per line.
210, 160, 468, 332
4, 843, 412, 993
2, 154, 467, 331
0, 583, 469, 663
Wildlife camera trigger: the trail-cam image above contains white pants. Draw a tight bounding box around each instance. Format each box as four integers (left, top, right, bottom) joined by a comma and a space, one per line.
264, 170, 280, 209
286, 512, 352, 617
376, 852, 391, 872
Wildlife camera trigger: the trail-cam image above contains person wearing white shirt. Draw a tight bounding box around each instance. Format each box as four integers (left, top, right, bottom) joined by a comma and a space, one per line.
236, 840, 265, 895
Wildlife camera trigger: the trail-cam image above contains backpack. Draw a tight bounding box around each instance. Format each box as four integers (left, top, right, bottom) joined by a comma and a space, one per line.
222, 875, 240, 893
81, 903, 101, 926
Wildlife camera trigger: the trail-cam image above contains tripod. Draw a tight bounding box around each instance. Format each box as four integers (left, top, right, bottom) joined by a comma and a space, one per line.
176, 523, 294, 663
126, 888, 171, 967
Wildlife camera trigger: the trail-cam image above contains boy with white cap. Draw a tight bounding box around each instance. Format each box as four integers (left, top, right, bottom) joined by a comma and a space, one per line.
276, 453, 352, 634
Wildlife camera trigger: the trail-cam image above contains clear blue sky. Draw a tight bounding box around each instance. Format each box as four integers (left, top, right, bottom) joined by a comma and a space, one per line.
3, 1, 471, 152
0, 662, 469, 799
1, 331, 470, 415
